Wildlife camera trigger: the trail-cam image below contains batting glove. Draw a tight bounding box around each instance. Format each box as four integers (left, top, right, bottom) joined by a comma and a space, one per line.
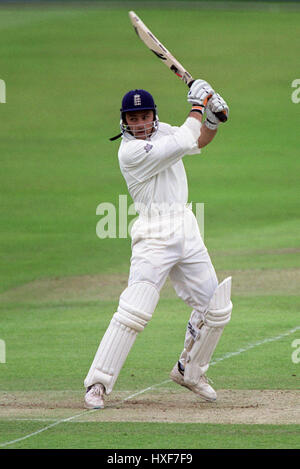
205, 92, 229, 129
187, 79, 214, 114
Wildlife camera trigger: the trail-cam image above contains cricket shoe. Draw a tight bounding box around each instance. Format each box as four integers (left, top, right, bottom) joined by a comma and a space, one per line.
84, 383, 105, 409
170, 362, 217, 402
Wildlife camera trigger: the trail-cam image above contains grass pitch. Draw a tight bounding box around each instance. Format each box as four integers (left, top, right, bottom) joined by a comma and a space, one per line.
0, 3, 299, 450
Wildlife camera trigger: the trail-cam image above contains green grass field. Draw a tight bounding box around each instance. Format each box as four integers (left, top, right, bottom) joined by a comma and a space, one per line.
0, 2, 300, 451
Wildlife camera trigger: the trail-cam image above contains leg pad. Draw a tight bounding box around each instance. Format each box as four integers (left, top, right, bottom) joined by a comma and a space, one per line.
84, 282, 159, 393
184, 277, 232, 386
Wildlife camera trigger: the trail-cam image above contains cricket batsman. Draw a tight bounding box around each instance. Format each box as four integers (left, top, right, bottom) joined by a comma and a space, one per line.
84, 79, 233, 409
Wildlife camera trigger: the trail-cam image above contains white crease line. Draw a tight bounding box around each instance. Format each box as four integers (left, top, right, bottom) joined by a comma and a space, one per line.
0, 408, 99, 448
210, 325, 300, 366
1, 325, 299, 448
123, 379, 171, 402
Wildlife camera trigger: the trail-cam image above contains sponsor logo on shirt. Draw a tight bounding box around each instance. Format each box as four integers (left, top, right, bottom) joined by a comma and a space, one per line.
144, 143, 153, 153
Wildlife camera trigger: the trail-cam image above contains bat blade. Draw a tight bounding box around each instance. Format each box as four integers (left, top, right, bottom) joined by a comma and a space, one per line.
129, 10, 193, 86
128, 11, 227, 123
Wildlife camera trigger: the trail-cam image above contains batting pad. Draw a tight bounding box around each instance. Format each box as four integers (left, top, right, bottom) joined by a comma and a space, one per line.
184, 277, 232, 387
84, 282, 159, 394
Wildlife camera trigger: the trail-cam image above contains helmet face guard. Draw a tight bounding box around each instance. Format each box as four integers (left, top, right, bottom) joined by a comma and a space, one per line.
120, 89, 158, 138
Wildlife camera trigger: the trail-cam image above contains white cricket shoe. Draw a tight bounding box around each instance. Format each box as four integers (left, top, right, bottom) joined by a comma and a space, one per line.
170, 362, 217, 402
84, 383, 105, 409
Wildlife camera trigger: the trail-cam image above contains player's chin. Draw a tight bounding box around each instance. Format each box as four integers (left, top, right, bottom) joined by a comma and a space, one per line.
135, 135, 147, 140
133, 132, 148, 140
136, 130, 154, 140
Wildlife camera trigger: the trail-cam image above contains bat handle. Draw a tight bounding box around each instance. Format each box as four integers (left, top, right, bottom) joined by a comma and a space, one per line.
215, 111, 228, 122
188, 80, 228, 122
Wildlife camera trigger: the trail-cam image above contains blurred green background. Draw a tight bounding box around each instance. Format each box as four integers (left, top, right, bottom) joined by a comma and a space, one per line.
0, 2, 299, 291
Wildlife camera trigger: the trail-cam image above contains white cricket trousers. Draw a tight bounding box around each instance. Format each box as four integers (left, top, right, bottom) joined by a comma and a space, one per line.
128, 206, 218, 315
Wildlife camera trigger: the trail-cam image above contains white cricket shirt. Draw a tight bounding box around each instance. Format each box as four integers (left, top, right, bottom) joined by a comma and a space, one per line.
118, 118, 201, 215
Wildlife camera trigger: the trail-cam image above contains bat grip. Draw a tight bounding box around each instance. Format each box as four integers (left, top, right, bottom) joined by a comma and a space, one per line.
188, 80, 228, 122
215, 111, 228, 122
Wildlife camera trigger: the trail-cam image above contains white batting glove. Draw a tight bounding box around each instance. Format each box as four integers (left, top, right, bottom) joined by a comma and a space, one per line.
205, 92, 229, 129
187, 79, 214, 114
